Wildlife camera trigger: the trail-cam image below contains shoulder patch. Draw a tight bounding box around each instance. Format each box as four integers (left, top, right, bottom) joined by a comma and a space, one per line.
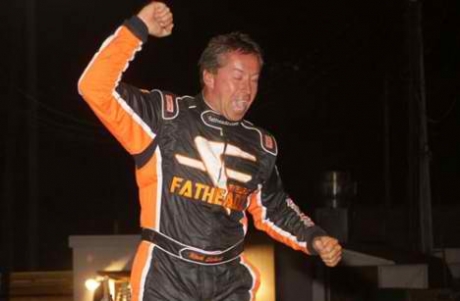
160, 91, 179, 120
263, 134, 276, 153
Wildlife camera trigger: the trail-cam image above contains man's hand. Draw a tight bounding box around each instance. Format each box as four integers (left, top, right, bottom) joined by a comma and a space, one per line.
137, 2, 174, 38
313, 236, 342, 267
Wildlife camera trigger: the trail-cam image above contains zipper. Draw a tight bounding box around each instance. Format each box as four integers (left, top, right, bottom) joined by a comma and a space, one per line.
217, 130, 228, 188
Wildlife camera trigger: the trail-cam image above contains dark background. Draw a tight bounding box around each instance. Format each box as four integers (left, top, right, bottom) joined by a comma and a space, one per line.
1, 0, 460, 271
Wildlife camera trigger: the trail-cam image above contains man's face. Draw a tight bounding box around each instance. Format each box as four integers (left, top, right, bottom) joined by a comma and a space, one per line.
203, 51, 261, 121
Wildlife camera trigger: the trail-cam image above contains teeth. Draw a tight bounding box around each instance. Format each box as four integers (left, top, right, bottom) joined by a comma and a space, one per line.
234, 100, 248, 111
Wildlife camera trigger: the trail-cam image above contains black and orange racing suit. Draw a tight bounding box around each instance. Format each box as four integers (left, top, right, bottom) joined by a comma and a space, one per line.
78, 16, 327, 301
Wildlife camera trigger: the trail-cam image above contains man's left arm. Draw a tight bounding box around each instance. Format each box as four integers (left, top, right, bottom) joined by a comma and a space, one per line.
247, 165, 342, 266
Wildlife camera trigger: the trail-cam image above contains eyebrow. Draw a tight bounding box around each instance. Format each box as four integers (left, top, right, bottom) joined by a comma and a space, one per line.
231, 68, 260, 77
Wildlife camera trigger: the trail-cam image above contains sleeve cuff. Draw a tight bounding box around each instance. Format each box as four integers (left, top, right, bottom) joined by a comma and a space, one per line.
306, 226, 328, 256
123, 16, 149, 43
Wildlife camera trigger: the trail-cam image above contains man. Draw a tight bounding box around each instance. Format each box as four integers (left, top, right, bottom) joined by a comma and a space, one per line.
78, 2, 342, 300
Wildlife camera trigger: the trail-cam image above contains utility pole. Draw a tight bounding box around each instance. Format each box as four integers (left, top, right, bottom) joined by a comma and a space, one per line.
382, 76, 392, 243
1, 0, 21, 272
383, 77, 391, 209
25, 0, 40, 270
406, 0, 433, 254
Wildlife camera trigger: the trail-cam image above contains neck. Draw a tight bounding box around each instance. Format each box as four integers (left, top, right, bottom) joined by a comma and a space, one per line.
201, 91, 219, 113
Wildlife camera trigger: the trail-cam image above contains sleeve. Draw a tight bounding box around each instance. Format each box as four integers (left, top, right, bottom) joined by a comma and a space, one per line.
247, 165, 327, 255
77, 16, 163, 155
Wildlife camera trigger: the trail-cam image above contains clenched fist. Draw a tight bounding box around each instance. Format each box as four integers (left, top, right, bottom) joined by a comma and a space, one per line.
137, 1, 174, 38
313, 236, 342, 267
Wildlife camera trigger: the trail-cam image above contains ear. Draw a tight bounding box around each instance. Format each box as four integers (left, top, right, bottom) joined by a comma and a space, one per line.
203, 70, 215, 90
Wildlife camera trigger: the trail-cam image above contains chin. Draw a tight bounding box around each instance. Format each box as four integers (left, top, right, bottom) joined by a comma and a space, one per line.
224, 111, 243, 121
228, 115, 244, 121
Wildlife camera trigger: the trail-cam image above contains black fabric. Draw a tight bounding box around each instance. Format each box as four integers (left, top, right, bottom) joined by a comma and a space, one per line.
124, 16, 149, 43
135, 140, 158, 169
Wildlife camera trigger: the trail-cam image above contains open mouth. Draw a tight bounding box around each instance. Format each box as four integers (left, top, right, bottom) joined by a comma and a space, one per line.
232, 100, 249, 112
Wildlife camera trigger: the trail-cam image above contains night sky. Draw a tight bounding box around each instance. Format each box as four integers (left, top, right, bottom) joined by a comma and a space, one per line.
2, 0, 460, 271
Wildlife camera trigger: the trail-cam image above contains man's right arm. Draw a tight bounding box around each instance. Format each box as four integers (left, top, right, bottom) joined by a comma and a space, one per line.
78, 2, 173, 155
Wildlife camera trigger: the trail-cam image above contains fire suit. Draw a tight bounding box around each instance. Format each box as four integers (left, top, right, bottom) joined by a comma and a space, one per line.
78, 16, 327, 301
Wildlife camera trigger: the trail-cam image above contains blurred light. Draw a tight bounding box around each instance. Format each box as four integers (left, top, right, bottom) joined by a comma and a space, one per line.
244, 243, 275, 301
106, 255, 132, 271
85, 278, 101, 292
109, 278, 116, 297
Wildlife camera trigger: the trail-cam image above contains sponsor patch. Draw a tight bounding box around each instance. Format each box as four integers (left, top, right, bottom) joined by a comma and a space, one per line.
162, 93, 179, 120
264, 135, 276, 152
166, 95, 174, 113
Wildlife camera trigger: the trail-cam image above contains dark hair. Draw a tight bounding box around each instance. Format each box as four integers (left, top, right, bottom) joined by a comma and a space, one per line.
198, 32, 264, 86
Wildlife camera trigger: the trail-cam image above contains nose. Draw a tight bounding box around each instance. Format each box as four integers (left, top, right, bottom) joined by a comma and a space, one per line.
240, 78, 251, 95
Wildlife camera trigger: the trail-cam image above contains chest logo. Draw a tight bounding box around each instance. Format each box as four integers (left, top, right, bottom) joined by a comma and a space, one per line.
175, 136, 256, 189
